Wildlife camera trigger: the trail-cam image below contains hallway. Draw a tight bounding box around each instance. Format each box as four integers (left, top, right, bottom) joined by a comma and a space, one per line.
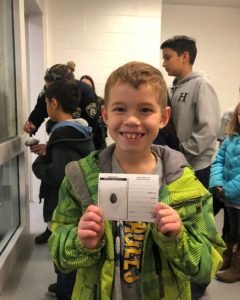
0, 202, 239, 300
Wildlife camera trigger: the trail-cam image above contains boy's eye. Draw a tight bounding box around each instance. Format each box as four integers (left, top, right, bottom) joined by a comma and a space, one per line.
112, 107, 125, 112
141, 107, 153, 113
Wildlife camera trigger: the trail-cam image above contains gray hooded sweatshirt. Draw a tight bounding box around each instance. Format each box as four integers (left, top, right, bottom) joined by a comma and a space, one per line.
169, 71, 220, 171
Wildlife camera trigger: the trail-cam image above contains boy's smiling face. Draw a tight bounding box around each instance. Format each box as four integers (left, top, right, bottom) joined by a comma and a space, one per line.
102, 83, 169, 156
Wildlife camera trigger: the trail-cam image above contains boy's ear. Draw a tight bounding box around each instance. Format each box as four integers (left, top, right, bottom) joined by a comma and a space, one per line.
101, 105, 108, 125
182, 51, 190, 63
51, 98, 59, 110
159, 106, 171, 129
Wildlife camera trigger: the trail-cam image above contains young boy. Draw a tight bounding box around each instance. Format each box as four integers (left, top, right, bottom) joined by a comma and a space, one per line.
161, 35, 220, 188
161, 35, 221, 299
48, 62, 225, 300
32, 79, 95, 299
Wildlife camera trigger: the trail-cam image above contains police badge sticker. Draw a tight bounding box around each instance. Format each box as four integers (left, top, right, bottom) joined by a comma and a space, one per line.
86, 102, 97, 118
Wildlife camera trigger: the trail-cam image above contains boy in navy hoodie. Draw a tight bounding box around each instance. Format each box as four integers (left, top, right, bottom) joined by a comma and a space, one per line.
32, 79, 94, 299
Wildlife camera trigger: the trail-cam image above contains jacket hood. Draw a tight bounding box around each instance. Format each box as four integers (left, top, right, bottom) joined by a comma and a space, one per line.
47, 119, 95, 155
172, 71, 208, 87
97, 143, 189, 184
50, 118, 92, 136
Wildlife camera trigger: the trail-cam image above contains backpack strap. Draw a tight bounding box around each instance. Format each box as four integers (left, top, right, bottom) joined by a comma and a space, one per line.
78, 152, 101, 205
65, 160, 93, 205
65, 151, 101, 206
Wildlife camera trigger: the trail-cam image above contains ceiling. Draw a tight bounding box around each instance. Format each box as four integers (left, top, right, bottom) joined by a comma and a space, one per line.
162, 0, 240, 9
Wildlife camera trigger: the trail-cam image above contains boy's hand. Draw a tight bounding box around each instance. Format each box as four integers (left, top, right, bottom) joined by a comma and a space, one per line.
152, 203, 181, 236
78, 205, 105, 249
30, 144, 46, 155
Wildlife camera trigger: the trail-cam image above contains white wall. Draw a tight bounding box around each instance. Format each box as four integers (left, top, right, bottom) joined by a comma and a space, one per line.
25, 11, 46, 203
44, 2, 240, 114
161, 4, 240, 114
44, 0, 162, 97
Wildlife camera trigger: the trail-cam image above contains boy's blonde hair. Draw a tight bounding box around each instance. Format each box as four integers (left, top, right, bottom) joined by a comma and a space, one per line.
104, 61, 168, 113
226, 102, 240, 138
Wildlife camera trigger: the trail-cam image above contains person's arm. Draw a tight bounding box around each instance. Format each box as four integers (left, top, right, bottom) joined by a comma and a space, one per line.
27, 89, 48, 133
32, 143, 81, 186
77, 80, 105, 150
223, 173, 240, 199
77, 80, 99, 128
23, 120, 36, 134
181, 81, 220, 157
151, 168, 225, 283
218, 139, 240, 199
30, 143, 47, 156
209, 138, 228, 188
48, 177, 105, 273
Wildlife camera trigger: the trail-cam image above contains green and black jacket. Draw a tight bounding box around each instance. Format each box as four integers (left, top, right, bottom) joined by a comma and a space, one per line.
48, 144, 225, 300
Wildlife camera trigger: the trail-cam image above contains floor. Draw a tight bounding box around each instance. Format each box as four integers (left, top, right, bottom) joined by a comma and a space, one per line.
0, 202, 55, 300
0, 202, 239, 300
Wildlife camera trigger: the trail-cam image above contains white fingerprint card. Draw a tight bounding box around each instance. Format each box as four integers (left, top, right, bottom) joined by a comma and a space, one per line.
127, 175, 159, 222
98, 173, 159, 222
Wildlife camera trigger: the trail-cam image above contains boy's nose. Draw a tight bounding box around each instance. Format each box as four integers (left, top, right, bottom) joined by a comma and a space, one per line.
124, 115, 140, 126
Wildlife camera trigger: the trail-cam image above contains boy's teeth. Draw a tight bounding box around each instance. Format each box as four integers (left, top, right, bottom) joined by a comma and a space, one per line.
125, 133, 140, 139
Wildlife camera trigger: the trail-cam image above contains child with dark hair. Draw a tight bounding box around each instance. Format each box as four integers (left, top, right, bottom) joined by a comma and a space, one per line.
32, 79, 95, 299
25, 62, 105, 244
160, 35, 220, 186
161, 36, 221, 299
161, 35, 197, 65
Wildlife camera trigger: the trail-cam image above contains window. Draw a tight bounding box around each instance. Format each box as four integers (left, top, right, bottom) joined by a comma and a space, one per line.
0, 0, 17, 141
0, 0, 20, 254
0, 158, 20, 254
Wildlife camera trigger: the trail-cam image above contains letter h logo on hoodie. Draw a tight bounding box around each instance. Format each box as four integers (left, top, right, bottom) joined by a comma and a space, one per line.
178, 93, 188, 102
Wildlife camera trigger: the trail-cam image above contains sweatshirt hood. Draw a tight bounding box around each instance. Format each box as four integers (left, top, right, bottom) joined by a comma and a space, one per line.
50, 118, 92, 137
47, 118, 95, 155
172, 71, 208, 87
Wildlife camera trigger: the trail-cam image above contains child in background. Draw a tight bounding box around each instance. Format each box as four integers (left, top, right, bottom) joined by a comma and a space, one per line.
32, 79, 95, 299
161, 36, 221, 299
210, 102, 240, 283
161, 35, 220, 188
49, 62, 225, 300
211, 107, 234, 253
25, 62, 103, 244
